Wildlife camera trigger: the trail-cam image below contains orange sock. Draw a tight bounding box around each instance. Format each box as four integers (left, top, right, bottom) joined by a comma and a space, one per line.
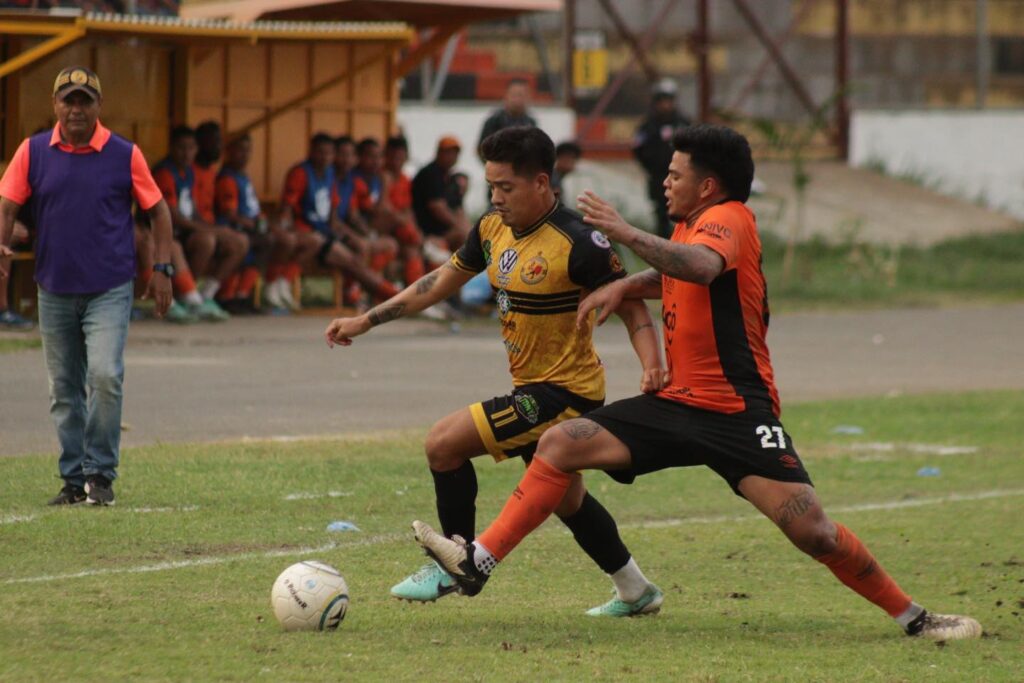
172, 271, 197, 297
374, 280, 399, 300
815, 523, 912, 617
371, 247, 396, 273
219, 273, 240, 300
237, 267, 260, 298
394, 222, 422, 247
265, 263, 280, 282
404, 256, 425, 285
477, 458, 572, 560
284, 262, 302, 283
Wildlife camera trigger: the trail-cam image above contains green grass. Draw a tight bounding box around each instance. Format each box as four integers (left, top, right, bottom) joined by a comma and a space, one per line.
619, 229, 1024, 311
0, 337, 41, 353
1, 391, 1022, 682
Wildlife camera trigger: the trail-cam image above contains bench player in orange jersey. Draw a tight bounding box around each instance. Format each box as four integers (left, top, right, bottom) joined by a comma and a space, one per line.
326, 126, 668, 615
414, 124, 983, 640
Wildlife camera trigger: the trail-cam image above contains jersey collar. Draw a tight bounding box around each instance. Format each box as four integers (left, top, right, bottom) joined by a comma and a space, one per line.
511, 200, 559, 240
50, 120, 110, 152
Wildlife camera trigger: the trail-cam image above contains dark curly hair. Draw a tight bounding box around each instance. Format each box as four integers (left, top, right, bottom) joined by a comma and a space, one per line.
480, 126, 555, 179
672, 124, 754, 203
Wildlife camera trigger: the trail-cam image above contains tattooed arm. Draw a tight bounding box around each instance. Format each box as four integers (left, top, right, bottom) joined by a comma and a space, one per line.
615, 297, 668, 393
325, 262, 473, 347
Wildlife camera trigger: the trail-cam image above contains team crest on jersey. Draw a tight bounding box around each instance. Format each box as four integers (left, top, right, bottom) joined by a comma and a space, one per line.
590, 231, 611, 249
498, 248, 519, 274
514, 393, 541, 424
520, 255, 548, 285
496, 289, 511, 317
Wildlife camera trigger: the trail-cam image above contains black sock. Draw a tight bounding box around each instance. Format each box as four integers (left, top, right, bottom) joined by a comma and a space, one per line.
558, 492, 631, 575
431, 460, 477, 541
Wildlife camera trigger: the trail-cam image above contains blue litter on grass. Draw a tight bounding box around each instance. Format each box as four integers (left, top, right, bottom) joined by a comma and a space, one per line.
326, 521, 361, 532
832, 425, 865, 435
916, 467, 941, 477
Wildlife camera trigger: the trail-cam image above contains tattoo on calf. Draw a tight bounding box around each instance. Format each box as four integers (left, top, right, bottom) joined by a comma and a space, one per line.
415, 270, 441, 294
629, 322, 654, 337
561, 419, 603, 440
367, 303, 406, 327
774, 487, 817, 530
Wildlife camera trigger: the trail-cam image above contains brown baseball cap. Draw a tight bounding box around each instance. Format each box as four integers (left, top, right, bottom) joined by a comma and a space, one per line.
53, 66, 102, 100
437, 135, 461, 152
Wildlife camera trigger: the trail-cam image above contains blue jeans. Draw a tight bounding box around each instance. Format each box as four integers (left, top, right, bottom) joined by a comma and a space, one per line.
37, 281, 133, 486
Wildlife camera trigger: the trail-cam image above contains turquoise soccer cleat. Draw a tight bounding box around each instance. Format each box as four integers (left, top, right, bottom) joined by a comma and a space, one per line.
586, 584, 664, 617
390, 561, 459, 602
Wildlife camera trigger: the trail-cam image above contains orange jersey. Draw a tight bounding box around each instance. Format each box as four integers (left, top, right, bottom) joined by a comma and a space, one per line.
657, 201, 780, 416
387, 173, 413, 211
192, 163, 217, 223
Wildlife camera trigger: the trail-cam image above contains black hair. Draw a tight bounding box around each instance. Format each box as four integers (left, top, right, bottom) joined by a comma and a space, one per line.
480, 126, 554, 179
227, 132, 251, 147
195, 120, 220, 140
310, 132, 334, 148
385, 135, 408, 152
671, 124, 754, 203
507, 78, 529, 89
169, 125, 195, 144
555, 141, 582, 158
334, 135, 354, 148
357, 137, 381, 155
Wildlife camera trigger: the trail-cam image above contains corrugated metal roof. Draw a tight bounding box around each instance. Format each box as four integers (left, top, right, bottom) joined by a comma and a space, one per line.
83, 11, 408, 35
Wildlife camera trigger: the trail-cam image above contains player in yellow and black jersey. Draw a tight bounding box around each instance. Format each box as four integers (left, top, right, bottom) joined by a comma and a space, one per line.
325, 127, 667, 615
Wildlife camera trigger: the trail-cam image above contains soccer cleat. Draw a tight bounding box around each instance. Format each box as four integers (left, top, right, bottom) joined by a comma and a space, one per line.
84, 475, 115, 506
47, 483, 86, 506
586, 584, 665, 617
390, 562, 459, 602
264, 279, 288, 310
194, 299, 230, 322
905, 610, 982, 641
412, 520, 489, 597
164, 300, 199, 324
277, 279, 301, 311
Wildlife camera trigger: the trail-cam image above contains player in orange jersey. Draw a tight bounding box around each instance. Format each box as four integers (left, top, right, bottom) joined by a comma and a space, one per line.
414, 124, 983, 639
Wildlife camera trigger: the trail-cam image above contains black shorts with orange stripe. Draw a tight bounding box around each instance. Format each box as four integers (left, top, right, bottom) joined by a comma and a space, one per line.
586, 393, 812, 496
470, 383, 604, 462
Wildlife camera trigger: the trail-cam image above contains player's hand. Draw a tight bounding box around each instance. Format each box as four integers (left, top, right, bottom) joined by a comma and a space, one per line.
577, 280, 625, 328
640, 366, 671, 394
325, 316, 371, 348
142, 272, 173, 318
577, 190, 635, 243
0, 244, 12, 277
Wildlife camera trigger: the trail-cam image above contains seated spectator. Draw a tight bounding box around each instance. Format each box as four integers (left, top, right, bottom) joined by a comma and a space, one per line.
0, 217, 33, 329
348, 137, 400, 283
551, 140, 582, 201
152, 125, 247, 321
279, 133, 397, 304
215, 134, 295, 314
194, 121, 221, 226
380, 135, 425, 286
412, 136, 471, 267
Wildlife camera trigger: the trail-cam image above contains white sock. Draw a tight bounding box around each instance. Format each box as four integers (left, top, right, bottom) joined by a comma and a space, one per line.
200, 280, 220, 301
472, 541, 498, 576
610, 557, 650, 602
183, 290, 204, 307
894, 601, 925, 629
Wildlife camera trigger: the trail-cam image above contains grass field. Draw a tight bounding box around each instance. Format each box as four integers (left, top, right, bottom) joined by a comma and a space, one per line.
0, 337, 40, 354
1, 391, 1021, 682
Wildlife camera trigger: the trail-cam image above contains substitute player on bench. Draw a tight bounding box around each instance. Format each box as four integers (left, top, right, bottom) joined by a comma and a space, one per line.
326, 126, 667, 615
414, 124, 982, 640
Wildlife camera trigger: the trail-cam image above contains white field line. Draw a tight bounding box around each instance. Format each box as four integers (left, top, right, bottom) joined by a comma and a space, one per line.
0, 514, 37, 525
283, 491, 353, 501
842, 442, 979, 457
4, 488, 1022, 586
124, 505, 200, 513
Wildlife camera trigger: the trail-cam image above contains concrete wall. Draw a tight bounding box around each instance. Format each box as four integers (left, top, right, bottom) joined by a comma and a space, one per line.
850, 109, 1024, 219
397, 104, 575, 216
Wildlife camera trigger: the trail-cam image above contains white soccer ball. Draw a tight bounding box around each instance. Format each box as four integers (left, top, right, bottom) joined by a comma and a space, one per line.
270, 560, 349, 632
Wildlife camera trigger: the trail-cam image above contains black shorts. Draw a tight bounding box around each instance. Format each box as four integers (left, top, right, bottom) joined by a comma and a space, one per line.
470, 383, 604, 462
586, 393, 812, 496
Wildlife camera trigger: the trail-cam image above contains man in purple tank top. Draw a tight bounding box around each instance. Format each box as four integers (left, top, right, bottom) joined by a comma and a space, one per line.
0, 66, 173, 507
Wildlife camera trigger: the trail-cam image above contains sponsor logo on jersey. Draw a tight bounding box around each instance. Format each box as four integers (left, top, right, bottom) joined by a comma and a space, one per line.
590, 231, 611, 249
696, 222, 732, 240
496, 289, 511, 316
498, 248, 519, 274
778, 454, 800, 469
514, 393, 540, 424
520, 255, 548, 285
503, 339, 523, 355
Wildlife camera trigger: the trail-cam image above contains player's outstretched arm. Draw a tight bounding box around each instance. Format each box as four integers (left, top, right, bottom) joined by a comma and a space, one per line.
325, 262, 472, 347
578, 190, 723, 285
576, 269, 661, 328
615, 297, 668, 393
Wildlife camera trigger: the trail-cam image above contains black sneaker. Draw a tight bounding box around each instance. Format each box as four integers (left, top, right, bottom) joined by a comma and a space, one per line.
412, 520, 489, 596
85, 475, 115, 506
47, 483, 86, 506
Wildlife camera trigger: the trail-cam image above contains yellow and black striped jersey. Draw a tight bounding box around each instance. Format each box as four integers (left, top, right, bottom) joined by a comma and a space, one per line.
451, 202, 627, 400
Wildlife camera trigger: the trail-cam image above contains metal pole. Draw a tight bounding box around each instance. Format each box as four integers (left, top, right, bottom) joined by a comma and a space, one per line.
527, 15, 561, 101
836, 0, 849, 158
597, 0, 660, 83
976, 0, 989, 109
697, 0, 711, 122
564, 0, 576, 109
428, 32, 460, 104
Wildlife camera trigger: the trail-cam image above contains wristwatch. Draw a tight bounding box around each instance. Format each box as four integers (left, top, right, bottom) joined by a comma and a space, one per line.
153, 262, 176, 278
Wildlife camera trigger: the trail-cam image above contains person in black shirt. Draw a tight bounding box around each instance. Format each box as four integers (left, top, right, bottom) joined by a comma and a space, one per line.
412, 136, 470, 264
477, 79, 538, 159
632, 79, 691, 238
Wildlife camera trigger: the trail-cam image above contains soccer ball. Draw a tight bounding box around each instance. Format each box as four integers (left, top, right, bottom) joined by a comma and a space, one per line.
270, 560, 349, 632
